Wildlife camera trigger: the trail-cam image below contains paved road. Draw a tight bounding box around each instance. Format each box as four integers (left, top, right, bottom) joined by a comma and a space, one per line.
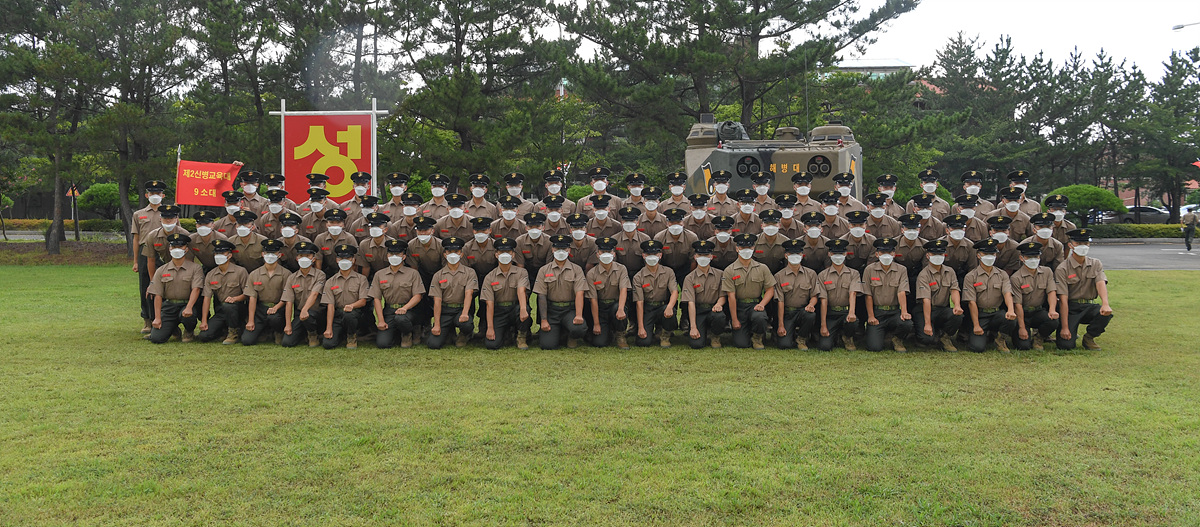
1092, 240, 1200, 270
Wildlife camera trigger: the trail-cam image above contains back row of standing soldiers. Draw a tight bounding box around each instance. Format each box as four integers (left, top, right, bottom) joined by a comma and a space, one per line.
132, 167, 1114, 352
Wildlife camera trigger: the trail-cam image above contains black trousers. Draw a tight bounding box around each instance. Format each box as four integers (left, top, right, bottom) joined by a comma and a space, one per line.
865, 308, 912, 351
1184, 225, 1195, 250
198, 301, 247, 342
539, 303, 587, 350
138, 254, 152, 320
241, 303, 285, 345
148, 300, 197, 344
322, 306, 365, 349
913, 305, 963, 347
376, 306, 417, 349
426, 306, 474, 349
485, 303, 520, 349
636, 301, 678, 346
687, 305, 728, 349
590, 300, 628, 347
966, 309, 1017, 353
775, 307, 816, 349
1013, 308, 1057, 350
1056, 302, 1113, 350
281, 305, 326, 347
817, 310, 853, 351
731, 302, 769, 348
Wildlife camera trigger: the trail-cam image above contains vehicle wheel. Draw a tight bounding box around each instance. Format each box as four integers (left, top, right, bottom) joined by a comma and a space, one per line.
1122, 218, 1134, 224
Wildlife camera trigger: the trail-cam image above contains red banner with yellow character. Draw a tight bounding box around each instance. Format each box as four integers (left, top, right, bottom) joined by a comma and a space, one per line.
283, 114, 372, 204
176, 161, 240, 206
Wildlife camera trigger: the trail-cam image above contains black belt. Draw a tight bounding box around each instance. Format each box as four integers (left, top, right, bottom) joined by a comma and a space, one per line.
784, 306, 806, 312
696, 303, 715, 311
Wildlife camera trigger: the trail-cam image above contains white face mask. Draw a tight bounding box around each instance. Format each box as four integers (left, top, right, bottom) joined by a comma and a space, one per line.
243, 184, 258, 195
598, 252, 615, 264
169, 248, 187, 259
806, 227, 822, 239
1052, 211, 1066, 221
497, 253, 514, 265
991, 232, 1008, 243
629, 186, 643, 197
829, 254, 847, 266
214, 254, 230, 265
869, 208, 885, 218
402, 206, 417, 216
417, 234, 432, 244
430, 187, 446, 197
965, 185, 981, 196
1005, 201, 1020, 212
1013, 183, 1027, 191
1036, 228, 1053, 239
162, 222, 177, 232
878, 254, 895, 266
592, 181, 607, 192
879, 189, 895, 198
644, 254, 661, 266
949, 229, 965, 241
837, 186, 851, 197
280, 226, 296, 238
922, 183, 937, 193
571, 229, 587, 240
961, 208, 975, 219
696, 256, 712, 267
297, 256, 314, 268
823, 205, 839, 216
553, 249, 570, 261
737, 248, 755, 260
226, 205, 241, 215
786, 254, 803, 265
714, 184, 729, 194
928, 254, 945, 266
980, 255, 997, 267
370, 227, 385, 238
795, 186, 811, 196
448, 208, 464, 219
362, 207, 375, 216
917, 209, 931, 219
268, 203, 283, 214
903, 229, 920, 240
667, 224, 684, 236
740, 204, 756, 215
445, 253, 461, 265
147, 194, 163, 205
327, 225, 343, 236
1073, 245, 1090, 257
337, 259, 354, 271
388, 255, 404, 266
547, 184, 562, 195
197, 225, 213, 236
236, 226, 252, 237
527, 228, 543, 239
1023, 257, 1040, 269
474, 232, 489, 243
309, 202, 324, 213
390, 186, 405, 197
754, 185, 770, 196
547, 211, 562, 222
262, 253, 280, 265
849, 227, 865, 238
670, 185, 685, 196
780, 208, 793, 219
645, 201, 659, 212
715, 232, 731, 243
594, 210, 609, 221
691, 209, 706, 220
471, 187, 487, 198
506, 186, 522, 197
501, 210, 517, 221
354, 185, 368, 196
763, 225, 780, 236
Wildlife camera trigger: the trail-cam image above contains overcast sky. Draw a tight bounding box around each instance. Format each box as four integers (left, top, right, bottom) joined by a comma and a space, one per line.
852, 0, 1200, 82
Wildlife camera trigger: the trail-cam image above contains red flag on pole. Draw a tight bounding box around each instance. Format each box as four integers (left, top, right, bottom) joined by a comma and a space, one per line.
176, 161, 239, 206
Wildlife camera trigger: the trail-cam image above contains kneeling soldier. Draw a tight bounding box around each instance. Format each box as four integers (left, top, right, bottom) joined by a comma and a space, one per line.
633, 240, 679, 347
146, 233, 204, 344
861, 237, 913, 352
1010, 241, 1059, 350
774, 239, 819, 350
280, 242, 326, 347
961, 239, 1017, 352
723, 233, 776, 349
242, 239, 289, 345
198, 240, 250, 344
371, 239, 425, 349
816, 239, 861, 351
321, 244, 370, 349
683, 240, 728, 349
587, 237, 632, 348
1055, 229, 1113, 350
427, 237, 478, 348
914, 240, 964, 351
481, 237, 531, 349
534, 234, 590, 349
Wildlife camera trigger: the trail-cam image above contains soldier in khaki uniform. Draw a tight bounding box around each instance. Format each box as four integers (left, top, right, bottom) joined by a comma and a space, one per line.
863, 193, 902, 239
655, 208, 698, 283
914, 240, 964, 351
298, 187, 332, 238
263, 173, 299, 212
500, 173, 537, 216
586, 194, 621, 239
276, 212, 311, 273
831, 172, 866, 217
212, 190, 244, 237
464, 173, 497, 219
242, 239, 289, 345
961, 239, 1018, 352
131, 181, 168, 328
427, 237, 478, 349
407, 216, 443, 339
906, 170, 952, 220
565, 213, 598, 272
321, 244, 370, 349
707, 215, 738, 270
371, 240, 425, 349
798, 212, 830, 273
1055, 229, 1114, 350
951, 195, 990, 242
986, 215, 1021, 274
516, 213, 552, 281
611, 206, 650, 277
579, 167, 617, 218
235, 171, 268, 215
346, 195, 381, 242
817, 191, 850, 239
387, 192, 424, 242
861, 238, 913, 352
723, 233, 776, 349
663, 172, 692, 211
420, 173, 453, 220
775, 194, 803, 239
377, 172, 411, 218
1184, 206, 1199, 251
635, 187, 669, 238
189, 210, 228, 273
1007, 171, 1042, 218
682, 194, 715, 240
895, 214, 928, 279
228, 210, 266, 272
749, 172, 776, 213
296, 174, 337, 217
873, 175, 907, 218
790, 172, 824, 219
816, 239, 861, 351
682, 240, 727, 349
141, 204, 183, 279
480, 238, 531, 350
774, 239, 819, 350
535, 171, 576, 217
587, 237, 632, 348
732, 189, 763, 236
987, 187, 1033, 241
339, 171, 373, 218
466, 217, 498, 341
954, 170, 995, 216
540, 195, 571, 237
632, 240, 679, 347
706, 170, 739, 217
197, 240, 250, 344
280, 242, 326, 348
146, 233, 204, 344
356, 212, 394, 279
256, 189, 290, 240
839, 210, 876, 273
1009, 241, 1059, 350
313, 209, 359, 274
492, 195, 528, 241
940, 214, 977, 284
909, 193, 947, 241
1022, 213, 1066, 271
753, 209, 789, 274
621, 172, 649, 213
435, 193, 474, 240
534, 235, 590, 349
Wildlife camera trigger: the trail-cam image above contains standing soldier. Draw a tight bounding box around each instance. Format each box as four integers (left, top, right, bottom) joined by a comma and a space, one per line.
775, 194, 803, 239
635, 187, 669, 238
941, 214, 977, 284
988, 187, 1033, 240
480, 238, 531, 349
565, 213, 598, 272
839, 210, 876, 273
894, 213, 928, 281
420, 173, 453, 220
910, 194, 947, 241
732, 189, 763, 235
655, 208, 699, 284
706, 170, 738, 217
540, 195, 571, 236
427, 237, 477, 348
952, 195, 990, 242
263, 173, 299, 212
276, 212, 310, 272
707, 215, 738, 270
664, 172, 692, 210
313, 209, 359, 274
132, 180, 168, 334
465, 173, 498, 219
1022, 212, 1067, 271
297, 173, 337, 216
146, 233, 204, 344
197, 240, 250, 344
321, 244, 370, 349
986, 216, 1021, 274
682, 240, 728, 348
817, 191, 850, 239
914, 240, 964, 351
501, 173, 536, 216
1008, 171, 1042, 217
141, 204, 182, 279
465, 216, 498, 340
578, 167, 616, 217
816, 239, 861, 351
906, 170, 951, 219
536, 170, 576, 216
954, 171, 995, 215
791, 172, 823, 217
1010, 241, 1059, 350
212, 190, 244, 237
861, 238, 913, 352
874, 175, 906, 217
280, 242, 326, 348
753, 209, 789, 274
407, 216, 443, 340
189, 210, 228, 273
1044, 194, 1076, 247
613, 206, 650, 277
435, 193, 474, 240
346, 195, 382, 242
371, 239, 425, 349
341, 171, 373, 217
357, 212, 394, 279
1055, 229, 1114, 350
492, 195, 528, 241
534, 235, 590, 349
387, 192, 425, 242
749, 172, 776, 213
586, 194, 621, 238
586, 237, 632, 348
798, 212, 831, 273
722, 233, 776, 349
229, 210, 266, 272
376, 172, 410, 218
516, 212, 552, 282
831, 172, 866, 216
622, 172, 649, 212
235, 171, 268, 214
298, 188, 333, 238
863, 193, 902, 239
242, 239, 289, 345
961, 239, 1018, 352
774, 239, 819, 350
632, 240, 679, 347
256, 189, 290, 239
1184, 206, 1199, 252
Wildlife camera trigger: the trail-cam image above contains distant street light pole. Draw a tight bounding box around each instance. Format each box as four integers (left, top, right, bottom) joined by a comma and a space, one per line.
1172, 21, 1200, 30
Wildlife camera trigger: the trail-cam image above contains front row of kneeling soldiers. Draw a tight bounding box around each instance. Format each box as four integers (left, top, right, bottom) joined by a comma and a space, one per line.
146, 215, 1113, 352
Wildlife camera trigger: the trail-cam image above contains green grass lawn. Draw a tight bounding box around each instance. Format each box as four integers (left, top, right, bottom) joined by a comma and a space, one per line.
1, 266, 1197, 526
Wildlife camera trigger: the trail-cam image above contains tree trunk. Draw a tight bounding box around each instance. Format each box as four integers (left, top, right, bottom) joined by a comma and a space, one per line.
118, 131, 135, 257
47, 152, 64, 255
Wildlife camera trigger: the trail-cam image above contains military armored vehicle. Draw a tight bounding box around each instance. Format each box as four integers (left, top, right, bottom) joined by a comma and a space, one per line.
684, 114, 864, 200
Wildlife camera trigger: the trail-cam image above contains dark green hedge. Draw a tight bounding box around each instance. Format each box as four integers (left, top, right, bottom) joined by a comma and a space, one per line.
1088, 223, 1183, 238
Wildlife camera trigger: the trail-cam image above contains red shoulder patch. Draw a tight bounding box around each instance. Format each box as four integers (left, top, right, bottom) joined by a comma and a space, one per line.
781, 282, 790, 287
871, 277, 881, 281
823, 280, 833, 285
253, 281, 263, 286
973, 282, 984, 287
380, 280, 388, 284
439, 279, 448, 284
732, 275, 742, 280
1020, 283, 1031, 289
929, 281, 937, 286
331, 285, 340, 290
162, 273, 171, 278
